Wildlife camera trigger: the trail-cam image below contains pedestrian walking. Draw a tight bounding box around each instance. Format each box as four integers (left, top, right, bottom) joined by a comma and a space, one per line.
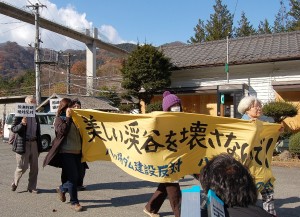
10, 95, 43, 193
43, 98, 83, 212
144, 91, 182, 217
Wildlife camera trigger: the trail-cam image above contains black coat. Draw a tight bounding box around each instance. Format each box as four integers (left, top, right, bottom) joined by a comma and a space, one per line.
11, 116, 42, 154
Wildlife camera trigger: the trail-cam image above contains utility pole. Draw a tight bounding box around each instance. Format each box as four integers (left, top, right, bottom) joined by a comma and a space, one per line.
66, 53, 71, 94
61, 52, 75, 95
226, 35, 229, 83
27, 3, 46, 106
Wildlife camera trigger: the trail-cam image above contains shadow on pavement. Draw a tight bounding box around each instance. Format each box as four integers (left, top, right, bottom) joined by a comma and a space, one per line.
257, 197, 300, 217
85, 180, 158, 190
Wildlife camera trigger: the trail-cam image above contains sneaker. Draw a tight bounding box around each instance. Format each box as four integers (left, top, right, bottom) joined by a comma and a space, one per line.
28, 189, 39, 194
11, 183, 17, 191
71, 203, 83, 212
143, 208, 160, 217
56, 187, 66, 202
77, 185, 86, 191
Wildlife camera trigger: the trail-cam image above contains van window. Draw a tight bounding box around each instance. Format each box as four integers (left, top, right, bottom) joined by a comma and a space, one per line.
38, 116, 48, 124
36, 113, 55, 125
47, 115, 55, 125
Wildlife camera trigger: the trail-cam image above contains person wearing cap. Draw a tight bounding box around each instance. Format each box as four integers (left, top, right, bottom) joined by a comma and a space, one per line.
238, 95, 277, 217
143, 91, 182, 217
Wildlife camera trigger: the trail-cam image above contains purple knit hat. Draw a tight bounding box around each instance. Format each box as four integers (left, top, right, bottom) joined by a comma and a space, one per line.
162, 91, 181, 111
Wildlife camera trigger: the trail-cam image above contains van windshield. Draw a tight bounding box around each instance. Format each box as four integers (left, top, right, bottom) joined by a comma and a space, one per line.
6, 114, 15, 125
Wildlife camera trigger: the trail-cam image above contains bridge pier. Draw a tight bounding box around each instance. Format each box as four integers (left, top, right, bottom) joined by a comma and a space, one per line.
86, 42, 96, 95
86, 28, 98, 95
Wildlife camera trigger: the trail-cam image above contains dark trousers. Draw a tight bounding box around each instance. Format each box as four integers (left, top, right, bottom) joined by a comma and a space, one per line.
61, 162, 86, 186
60, 153, 81, 205
145, 183, 182, 217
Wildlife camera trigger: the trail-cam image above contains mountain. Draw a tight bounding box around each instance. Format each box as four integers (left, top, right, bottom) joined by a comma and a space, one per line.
115, 43, 137, 53
0, 41, 138, 78
160, 41, 186, 47
0, 41, 35, 77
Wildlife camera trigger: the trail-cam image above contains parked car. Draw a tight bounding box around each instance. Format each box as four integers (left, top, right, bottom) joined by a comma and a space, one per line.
3, 112, 56, 151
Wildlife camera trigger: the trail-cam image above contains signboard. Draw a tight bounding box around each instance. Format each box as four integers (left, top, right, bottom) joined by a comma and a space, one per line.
220, 94, 225, 104
181, 185, 201, 217
207, 189, 225, 217
15, 103, 36, 117
50, 99, 60, 113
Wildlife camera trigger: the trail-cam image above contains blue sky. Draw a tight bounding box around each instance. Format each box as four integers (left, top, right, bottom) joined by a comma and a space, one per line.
0, 0, 290, 50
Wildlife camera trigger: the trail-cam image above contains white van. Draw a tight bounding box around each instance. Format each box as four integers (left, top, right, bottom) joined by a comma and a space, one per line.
3, 112, 56, 151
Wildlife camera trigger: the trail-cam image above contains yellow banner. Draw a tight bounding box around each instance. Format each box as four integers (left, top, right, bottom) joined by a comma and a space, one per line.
72, 109, 281, 189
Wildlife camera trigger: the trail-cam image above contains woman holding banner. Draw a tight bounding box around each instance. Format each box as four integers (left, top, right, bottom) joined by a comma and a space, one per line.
144, 91, 182, 217
238, 95, 278, 217
43, 98, 83, 212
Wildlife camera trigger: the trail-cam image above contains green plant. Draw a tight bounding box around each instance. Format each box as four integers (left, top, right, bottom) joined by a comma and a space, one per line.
262, 101, 298, 123
121, 44, 172, 104
146, 101, 163, 113
118, 104, 137, 113
280, 130, 293, 140
289, 132, 300, 156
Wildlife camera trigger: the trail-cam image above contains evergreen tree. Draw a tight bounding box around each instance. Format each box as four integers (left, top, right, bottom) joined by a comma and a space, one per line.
97, 86, 121, 107
274, 0, 289, 33
121, 44, 172, 104
205, 0, 234, 41
188, 19, 206, 43
235, 11, 256, 37
257, 19, 273, 34
288, 0, 300, 30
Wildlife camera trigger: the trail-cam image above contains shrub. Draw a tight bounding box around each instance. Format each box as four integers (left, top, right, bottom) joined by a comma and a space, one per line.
263, 101, 298, 123
119, 104, 136, 113
289, 132, 300, 156
146, 101, 162, 113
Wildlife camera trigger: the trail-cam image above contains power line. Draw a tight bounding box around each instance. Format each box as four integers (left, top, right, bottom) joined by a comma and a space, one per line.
1, 23, 28, 34
0, 21, 22, 24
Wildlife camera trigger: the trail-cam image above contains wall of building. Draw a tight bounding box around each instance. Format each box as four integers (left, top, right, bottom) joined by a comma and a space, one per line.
167, 60, 300, 119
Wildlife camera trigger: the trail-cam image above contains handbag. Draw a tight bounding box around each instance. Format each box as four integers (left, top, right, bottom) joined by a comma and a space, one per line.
8, 131, 15, 145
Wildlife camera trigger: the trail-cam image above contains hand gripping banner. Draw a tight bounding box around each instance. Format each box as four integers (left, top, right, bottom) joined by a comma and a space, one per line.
72, 110, 281, 190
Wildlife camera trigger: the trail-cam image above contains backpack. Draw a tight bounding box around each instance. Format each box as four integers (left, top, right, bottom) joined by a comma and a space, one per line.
8, 130, 16, 145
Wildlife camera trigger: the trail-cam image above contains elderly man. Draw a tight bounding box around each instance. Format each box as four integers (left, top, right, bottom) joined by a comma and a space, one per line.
10, 95, 42, 193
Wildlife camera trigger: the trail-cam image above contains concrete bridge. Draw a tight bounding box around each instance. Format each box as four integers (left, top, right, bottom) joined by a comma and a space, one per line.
0, 1, 128, 95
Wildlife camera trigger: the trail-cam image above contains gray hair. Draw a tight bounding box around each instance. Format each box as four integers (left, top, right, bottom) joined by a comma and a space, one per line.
25, 95, 35, 104
237, 96, 262, 114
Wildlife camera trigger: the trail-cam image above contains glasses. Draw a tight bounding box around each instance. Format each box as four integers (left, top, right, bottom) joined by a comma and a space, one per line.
250, 104, 262, 110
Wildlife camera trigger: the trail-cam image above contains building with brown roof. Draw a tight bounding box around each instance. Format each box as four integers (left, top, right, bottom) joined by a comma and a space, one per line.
154, 31, 300, 130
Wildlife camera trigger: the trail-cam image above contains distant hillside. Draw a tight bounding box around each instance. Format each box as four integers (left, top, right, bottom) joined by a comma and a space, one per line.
160, 41, 186, 47
0, 41, 35, 77
115, 43, 137, 53
0, 41, 138, 78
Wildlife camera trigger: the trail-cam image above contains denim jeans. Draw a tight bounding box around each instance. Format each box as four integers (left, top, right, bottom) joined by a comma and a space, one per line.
59, 153, 81, 205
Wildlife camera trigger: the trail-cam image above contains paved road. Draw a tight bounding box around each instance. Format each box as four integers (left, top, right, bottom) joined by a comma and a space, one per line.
0, 141, 299, 217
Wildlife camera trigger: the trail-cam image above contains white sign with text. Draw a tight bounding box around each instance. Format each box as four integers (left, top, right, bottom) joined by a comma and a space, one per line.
50, 99, 60, 113
15, 103, 36, 117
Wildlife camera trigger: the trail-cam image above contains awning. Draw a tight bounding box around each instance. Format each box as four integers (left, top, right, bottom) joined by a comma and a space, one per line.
272, 80, 300, 91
